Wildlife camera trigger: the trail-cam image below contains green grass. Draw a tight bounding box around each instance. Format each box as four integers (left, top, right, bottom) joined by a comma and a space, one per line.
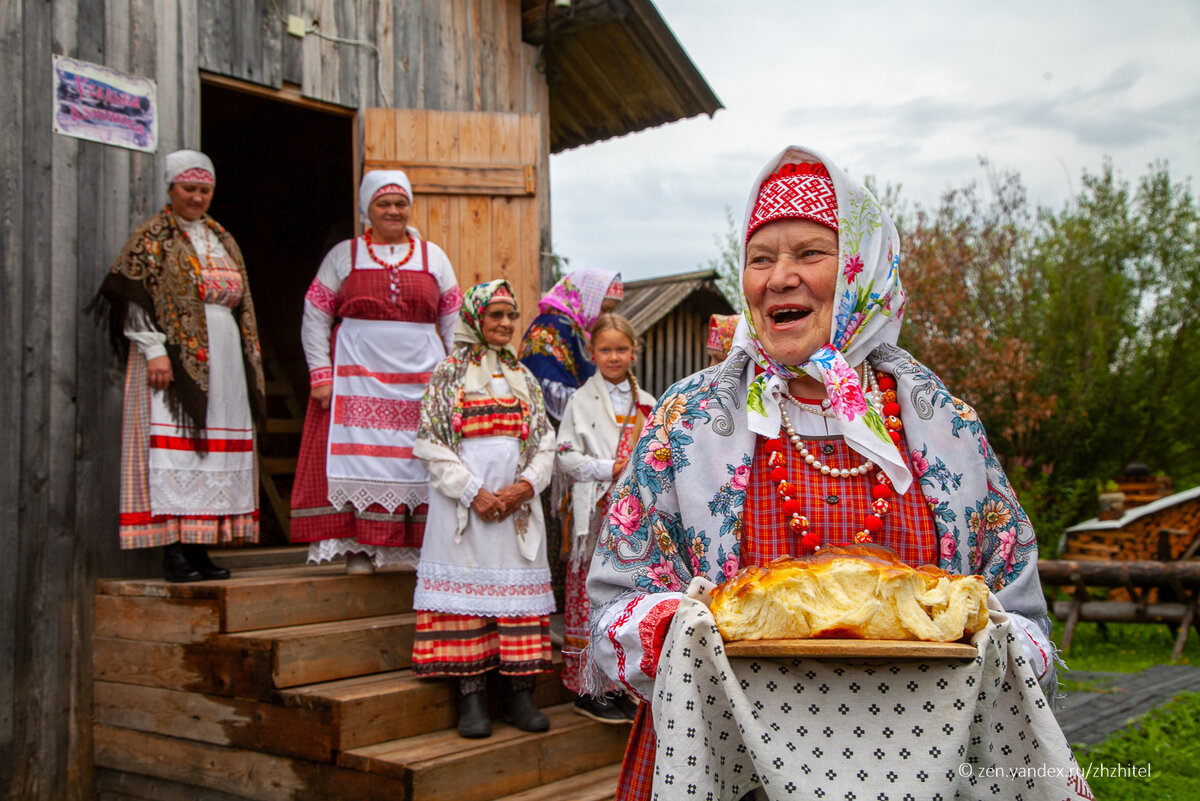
1052, 619, 1200, 673
1071, 692, 1200, 800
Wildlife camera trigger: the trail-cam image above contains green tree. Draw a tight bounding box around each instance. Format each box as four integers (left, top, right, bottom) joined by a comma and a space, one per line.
707, 206, 743, 312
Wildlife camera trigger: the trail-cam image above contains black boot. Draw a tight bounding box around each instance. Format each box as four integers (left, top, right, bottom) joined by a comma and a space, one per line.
457, 676, 492, 739
504, 675, 549, 732
162, 542, 203, 583
181, 544, 230, 580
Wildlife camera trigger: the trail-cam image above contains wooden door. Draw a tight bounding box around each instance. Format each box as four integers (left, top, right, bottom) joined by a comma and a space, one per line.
363, 109, 542, 319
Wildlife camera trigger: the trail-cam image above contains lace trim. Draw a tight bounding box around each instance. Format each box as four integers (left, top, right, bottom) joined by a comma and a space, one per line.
306, 539, 421, 568
414, 561, 555, 617
327, 479, 428, 513
150, 466, 256, 515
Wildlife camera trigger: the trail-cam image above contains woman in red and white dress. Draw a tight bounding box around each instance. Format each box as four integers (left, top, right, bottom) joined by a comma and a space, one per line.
291, 170, 462, 573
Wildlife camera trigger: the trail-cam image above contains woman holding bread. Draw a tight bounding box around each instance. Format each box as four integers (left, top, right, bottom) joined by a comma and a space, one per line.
584, 146, 1058, 801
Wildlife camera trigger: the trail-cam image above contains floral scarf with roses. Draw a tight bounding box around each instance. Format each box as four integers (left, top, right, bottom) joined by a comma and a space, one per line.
732, 146, 911, 494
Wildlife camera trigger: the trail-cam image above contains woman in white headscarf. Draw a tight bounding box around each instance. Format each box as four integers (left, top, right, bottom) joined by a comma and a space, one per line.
291, 170, 462, 573
584, 146, 1057, 801
96, 150, 265, 582
412, 280, 557, 739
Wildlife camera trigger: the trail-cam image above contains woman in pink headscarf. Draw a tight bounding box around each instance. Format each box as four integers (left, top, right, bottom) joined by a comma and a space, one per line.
291, 170, 463, 574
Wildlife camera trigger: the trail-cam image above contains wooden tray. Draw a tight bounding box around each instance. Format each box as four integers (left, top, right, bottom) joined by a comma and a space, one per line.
722, 638, 977, 659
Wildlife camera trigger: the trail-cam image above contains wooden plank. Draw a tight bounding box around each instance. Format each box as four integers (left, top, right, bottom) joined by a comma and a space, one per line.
283, 662, 574, 750
449, 0, 469, 108
495, 0, 519, 112
94, 681, 334, 762
488, 763, 622, 801
474, 0, 497, 110
96, 768, 255, 801
363, 161, 534, 195
341, 704, 630, 801
220, 570, 416, 631
425, 195, 458, 271
393, 108, 429, 161
94, 725, 408, 801
393, 0, 424, 109
93, 637, 277, 698
198, 0, 235, 77
223, 612, 419, 688
362, 108, 396, 162
421, 0, 452, 108
518, 112, 542, 313
260, 0, 283, 88
460, 196, 492, 288
179, 0, 201, 145
0, 0, 24, 788
491, 196, 520, 288
371, 0, 393, 106
95, 594, 222, 644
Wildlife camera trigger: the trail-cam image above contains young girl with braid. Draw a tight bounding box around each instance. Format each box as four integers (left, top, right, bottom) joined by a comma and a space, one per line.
555, 313, 656, 723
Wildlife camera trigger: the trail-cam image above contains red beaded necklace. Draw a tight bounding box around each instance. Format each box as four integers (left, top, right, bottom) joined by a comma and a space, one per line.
363, 227, 417, 305
363, 227, 415, 267
767, 371, 903, 551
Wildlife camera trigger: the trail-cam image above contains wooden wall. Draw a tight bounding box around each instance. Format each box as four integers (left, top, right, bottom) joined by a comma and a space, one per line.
0, 2, 549, 798
637, 288, 732, 398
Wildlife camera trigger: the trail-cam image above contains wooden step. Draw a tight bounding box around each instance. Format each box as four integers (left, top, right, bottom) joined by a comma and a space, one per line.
96, 767, 256, 801
94, 724, 407, 801
208, 545, 310, 570
280, 663, 576, 751
95, 611, 418, 696
339, 703, 632, 801
490, 763, 621, 801
96, 565, 416, 640
93, 680, 336, 762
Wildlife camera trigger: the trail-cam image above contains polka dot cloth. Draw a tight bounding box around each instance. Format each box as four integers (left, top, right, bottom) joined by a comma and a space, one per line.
650, 595, 1091, 801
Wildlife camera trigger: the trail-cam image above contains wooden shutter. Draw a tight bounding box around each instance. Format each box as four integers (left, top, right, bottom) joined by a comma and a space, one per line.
363, 109, 542, 319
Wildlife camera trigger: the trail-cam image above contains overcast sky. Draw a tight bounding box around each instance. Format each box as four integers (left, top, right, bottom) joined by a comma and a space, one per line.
548, 0, 1200, 283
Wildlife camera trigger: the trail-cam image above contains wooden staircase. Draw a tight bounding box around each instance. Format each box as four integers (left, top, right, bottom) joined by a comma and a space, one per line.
93, 560, 629, 800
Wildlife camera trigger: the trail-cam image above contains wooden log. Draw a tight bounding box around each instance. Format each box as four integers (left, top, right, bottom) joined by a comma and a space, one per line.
93, 637, 276, 698
1037, 559, 1200, 587
94, 724, 407, 801
1052, 600, 1191, 623
96, 767, 253, 801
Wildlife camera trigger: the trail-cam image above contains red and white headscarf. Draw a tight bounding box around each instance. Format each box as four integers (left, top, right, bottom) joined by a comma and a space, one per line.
731, 145, 910, 493
164, 150, 215, 187
358, 169, 413, 224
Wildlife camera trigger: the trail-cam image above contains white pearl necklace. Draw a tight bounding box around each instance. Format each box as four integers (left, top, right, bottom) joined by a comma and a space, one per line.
784, 364, 884, 419
780, 407, 874, 478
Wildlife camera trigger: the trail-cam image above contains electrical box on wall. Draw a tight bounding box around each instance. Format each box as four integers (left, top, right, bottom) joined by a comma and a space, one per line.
286, 15, 306, 38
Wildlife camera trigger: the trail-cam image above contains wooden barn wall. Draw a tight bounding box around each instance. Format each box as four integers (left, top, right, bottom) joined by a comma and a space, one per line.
1, 2, 549, 798
636, 290, 731, 398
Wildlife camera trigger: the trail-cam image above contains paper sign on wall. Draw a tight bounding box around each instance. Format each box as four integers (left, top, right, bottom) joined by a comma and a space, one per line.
52, 55, 157, 153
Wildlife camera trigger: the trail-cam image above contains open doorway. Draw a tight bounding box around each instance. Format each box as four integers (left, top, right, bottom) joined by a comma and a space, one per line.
201, 78, 355, 544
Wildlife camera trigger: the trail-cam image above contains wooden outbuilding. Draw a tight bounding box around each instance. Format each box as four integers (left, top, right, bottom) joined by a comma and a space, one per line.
621, 268, 735, 397
1, 2, 720, 797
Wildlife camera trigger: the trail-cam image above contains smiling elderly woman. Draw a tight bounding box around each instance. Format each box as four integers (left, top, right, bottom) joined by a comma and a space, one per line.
583, 146, 1058, 801
412, 280, 557, 740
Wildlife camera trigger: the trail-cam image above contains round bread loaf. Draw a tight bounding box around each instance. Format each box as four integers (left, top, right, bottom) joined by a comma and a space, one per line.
710, 544, 989, 642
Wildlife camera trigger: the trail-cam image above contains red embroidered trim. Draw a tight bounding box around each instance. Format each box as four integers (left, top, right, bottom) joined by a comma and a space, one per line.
310, 367, 334, 386
329, 443, 415, 459
607, 596, 642, 697
149, 435, 252, 452
438, 285, 464, 315
305, 279, 339, 315
335, 365, 434, 384
333, 395, 422, 431
637, 598, 680, 679
172, 167, 214, 185
419, 577, 552, 597
747, 172, 838, 241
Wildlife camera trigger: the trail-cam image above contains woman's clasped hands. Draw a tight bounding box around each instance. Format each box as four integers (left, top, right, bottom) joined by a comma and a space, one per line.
471, 478, 535, 523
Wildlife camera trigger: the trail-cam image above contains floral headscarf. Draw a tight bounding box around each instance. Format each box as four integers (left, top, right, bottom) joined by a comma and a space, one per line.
537, 269, 622, 340
731, 145, 911, 493
706, 314, 739, 357
454, 279, 530, 405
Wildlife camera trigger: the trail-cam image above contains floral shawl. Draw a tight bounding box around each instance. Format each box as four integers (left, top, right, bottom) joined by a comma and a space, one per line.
97, 205, 265, 431
416, 280, 552, 541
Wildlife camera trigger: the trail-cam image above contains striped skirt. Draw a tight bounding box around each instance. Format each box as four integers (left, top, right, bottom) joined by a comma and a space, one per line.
411, 611, 552, 677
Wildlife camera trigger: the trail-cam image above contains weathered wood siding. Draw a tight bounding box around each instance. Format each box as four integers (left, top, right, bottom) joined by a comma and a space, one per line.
1, 2, 549, 798
636, 288, 732, 398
